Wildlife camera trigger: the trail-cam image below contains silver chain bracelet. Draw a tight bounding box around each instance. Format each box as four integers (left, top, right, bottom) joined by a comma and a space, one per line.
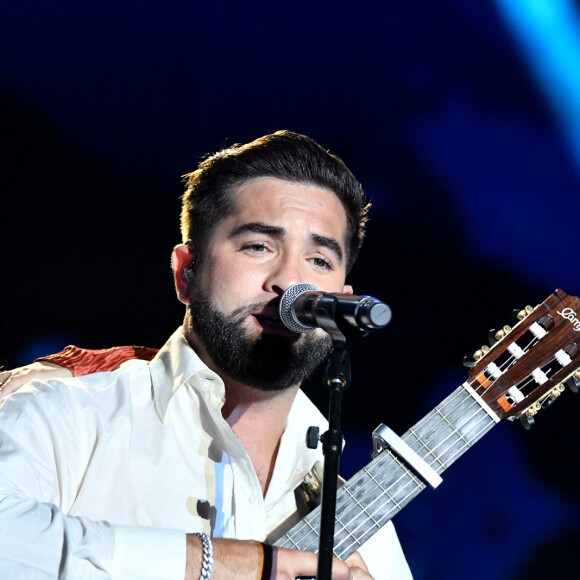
192, 532, 214, 580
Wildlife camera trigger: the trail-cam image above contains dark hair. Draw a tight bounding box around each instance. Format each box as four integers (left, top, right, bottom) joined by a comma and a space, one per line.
181, 130, 370, 271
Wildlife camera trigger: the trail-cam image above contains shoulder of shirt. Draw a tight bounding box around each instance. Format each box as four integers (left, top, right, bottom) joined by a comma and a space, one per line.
2, 359, 151, 410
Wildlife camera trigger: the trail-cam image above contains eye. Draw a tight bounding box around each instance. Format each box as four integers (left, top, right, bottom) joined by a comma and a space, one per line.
310, 256, 334, 271
241, 242, 270, 254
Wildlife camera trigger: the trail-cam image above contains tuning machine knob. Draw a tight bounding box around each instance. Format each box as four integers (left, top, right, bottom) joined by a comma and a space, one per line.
518, 384, 566, 429
463, 344, 491, 368
519, 412, 535, 430
519, 401, 540, 430
514, 305, 535, 322
488, 325, 512, 346
564, 370, 580, 394
474, 345, 490, 361
541, 384, 565, 409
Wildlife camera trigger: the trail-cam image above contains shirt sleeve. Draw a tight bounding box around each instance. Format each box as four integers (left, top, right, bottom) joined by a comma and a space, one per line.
357, 521, 414, 580
0, 383, 184, 580
35, 345, 159, 377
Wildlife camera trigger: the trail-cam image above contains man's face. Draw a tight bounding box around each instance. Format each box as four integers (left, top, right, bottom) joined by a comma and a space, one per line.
184, 177, 350, 391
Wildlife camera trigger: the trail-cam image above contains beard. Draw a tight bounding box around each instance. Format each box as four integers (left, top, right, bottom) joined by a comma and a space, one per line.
187, 283, 333, 392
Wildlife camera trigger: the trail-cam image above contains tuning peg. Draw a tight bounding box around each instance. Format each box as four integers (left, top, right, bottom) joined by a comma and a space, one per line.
519, 413, 535, 430
463, 345, 490, 367
463, 355, 475, 368
518, 386, 564, 430
514, 305, 535, 322
495, 325, 512, 341
565, 370, 580, 394
519, 401, 542, 430
538, 314, 555, 330
541, 395, 556, 410
488, 325, 512, 346
474, 345, 490, 361
542, 384, 565, 409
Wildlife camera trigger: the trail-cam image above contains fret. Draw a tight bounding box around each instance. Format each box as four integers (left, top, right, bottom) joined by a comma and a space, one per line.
335, 478, 387, 530
436, 415, 495, 468
342, 483, 381, 527
349, 454, 422, 519
332, 474, 391, 553
408, 427, 446, 469
278, 531, 300, 548
296, 514, 321, 553
403, 387, 496, 470
415, 410, 478, 468
304, 518, 319, 536
434, 405, 471, 448
279, 514, 318, 550
274, 385, 499, 559
436, 390, 480, 432
334, 508, 362, 549
364, 453, 425, 507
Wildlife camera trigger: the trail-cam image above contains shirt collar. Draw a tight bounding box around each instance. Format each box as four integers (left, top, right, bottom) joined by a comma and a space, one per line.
149, 327, 226, 421
148, 326, 327, 492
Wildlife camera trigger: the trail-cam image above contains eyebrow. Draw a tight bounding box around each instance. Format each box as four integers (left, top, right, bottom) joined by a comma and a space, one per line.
311, 233, 343, 263
230, 222, 344, 263
229, 222, 285, 238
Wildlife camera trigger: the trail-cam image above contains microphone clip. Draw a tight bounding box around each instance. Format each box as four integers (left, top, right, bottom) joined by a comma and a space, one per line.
309, 293, 367, 347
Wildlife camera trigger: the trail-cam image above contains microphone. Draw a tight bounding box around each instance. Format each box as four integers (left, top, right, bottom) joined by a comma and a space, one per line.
279, 283, 392, 335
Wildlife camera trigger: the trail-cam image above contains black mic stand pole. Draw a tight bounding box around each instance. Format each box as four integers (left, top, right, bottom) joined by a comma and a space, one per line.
316, 342, 350, 580
305, 295, 356, 580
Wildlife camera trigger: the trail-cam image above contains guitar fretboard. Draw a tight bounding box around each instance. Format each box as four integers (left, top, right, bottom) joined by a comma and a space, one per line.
274, 384, 497, 557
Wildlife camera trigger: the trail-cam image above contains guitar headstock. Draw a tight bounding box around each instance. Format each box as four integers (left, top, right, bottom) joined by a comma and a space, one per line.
465, 289, 580, 429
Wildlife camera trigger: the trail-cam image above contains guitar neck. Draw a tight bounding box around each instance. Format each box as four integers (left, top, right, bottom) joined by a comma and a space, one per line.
274, 384, 498, 558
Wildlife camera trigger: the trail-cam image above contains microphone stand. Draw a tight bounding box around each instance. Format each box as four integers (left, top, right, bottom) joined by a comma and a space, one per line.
305, 295, 358, 580
316, 343, 350, 580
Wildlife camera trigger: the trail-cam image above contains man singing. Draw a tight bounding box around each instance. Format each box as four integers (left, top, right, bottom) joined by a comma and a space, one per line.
0, 131, 412, 579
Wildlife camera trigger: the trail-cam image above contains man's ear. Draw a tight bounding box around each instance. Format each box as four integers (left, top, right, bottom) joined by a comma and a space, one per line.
171, 244, 195, 304
342, 284, 354, 295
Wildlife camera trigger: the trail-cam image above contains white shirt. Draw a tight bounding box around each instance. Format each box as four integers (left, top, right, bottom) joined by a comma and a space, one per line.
0, 328, 412, 579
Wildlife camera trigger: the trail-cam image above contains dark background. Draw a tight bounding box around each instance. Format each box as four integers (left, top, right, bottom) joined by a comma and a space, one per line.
2, 1, 580, 578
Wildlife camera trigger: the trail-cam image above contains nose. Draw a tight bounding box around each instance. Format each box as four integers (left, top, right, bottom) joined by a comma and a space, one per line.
263, 253, 305, 296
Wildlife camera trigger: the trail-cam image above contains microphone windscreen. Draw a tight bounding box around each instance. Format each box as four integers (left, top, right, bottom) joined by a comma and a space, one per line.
279, 283, 319, 333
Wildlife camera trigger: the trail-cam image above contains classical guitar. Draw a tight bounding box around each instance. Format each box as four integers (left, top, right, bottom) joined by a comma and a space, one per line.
274, 289, 580, 558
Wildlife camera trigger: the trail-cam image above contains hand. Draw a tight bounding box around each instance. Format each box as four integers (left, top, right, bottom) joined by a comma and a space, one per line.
0, 362, 73, 397
185, 536, 375, 580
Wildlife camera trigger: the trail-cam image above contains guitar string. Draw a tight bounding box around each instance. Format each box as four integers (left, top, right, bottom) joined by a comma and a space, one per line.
283, 404, 496, 557
280, 386, 493, 552
280, 386, 476, 548
337, 408, 498, 554
282, 321, 573, 555
332, 339, 566, 556
468, 335, 539, 396
281, 389, 492, 553
283, 362, 538, 555
331, 411, 496, 558
332, 325, 568, 555
281, 330, 557, 553
316, 350, 558, 559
